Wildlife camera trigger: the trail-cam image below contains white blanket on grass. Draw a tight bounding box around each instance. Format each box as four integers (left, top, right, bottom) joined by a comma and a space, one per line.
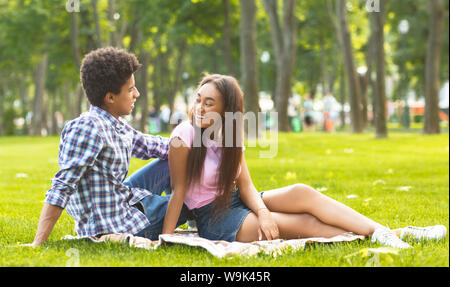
63, 229, 365, 258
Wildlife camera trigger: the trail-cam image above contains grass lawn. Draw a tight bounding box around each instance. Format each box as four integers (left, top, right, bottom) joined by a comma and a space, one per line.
0, 130, 448, 267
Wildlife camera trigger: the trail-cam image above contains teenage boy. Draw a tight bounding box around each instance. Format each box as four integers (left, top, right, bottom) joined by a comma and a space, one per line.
27, 47, 191, 246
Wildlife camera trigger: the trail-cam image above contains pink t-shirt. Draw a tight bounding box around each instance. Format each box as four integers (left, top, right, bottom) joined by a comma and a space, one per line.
169, 120, 243, 210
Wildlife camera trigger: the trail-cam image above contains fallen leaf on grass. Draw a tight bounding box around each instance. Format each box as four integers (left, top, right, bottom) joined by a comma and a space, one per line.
345, 247, 400, 259
344, 247, 399, 266
344, 148, 354, 154
385, 168, 394, 175
346, 194, 358, 199
316, 187, 328, 192
15, 173, 28, 178
396, 186, 412, 192
284, 172, 297, 180
372, 179, 386, 186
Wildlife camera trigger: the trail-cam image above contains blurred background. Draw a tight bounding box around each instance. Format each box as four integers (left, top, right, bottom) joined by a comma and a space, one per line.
0, 0, 448, 137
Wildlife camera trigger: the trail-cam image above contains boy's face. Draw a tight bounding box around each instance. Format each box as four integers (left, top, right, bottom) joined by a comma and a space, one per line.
104, 74, 140, 118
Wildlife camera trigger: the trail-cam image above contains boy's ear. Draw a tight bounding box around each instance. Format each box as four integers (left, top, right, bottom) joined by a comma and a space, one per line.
104, 92, 115, 105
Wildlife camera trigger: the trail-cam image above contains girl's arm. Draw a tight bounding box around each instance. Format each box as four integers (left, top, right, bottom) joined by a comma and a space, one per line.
236, 154, 279, 240
162, 137, 189, 234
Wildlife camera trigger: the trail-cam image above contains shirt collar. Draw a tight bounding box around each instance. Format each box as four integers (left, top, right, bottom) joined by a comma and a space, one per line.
89, 105, 126, 129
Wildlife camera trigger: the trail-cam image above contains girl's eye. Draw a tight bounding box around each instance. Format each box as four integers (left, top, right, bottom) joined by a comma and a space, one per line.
205, 103, 212, 107
195, 97, 201, 103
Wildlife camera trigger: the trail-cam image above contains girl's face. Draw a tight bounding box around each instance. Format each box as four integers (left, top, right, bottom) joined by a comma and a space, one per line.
194, 83, 224, 128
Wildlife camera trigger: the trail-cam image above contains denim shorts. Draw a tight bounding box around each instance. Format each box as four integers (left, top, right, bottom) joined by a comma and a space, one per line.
191, 189, 252, 242
134, 193, 193, 240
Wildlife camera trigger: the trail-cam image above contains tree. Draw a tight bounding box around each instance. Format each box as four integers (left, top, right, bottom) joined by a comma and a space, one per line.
91, 0, 103, 48
31, 54, 48, 136
262, 0, 297, 131
336, 0, 364, 133
224, 0, 236, 76
370, 0, 388, 138
239, 0, 259, 125
300, 0, 341, 99
424, 0, 445, 134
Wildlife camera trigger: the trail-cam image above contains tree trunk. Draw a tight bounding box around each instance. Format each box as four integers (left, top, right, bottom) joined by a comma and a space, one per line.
75, 85, 84, 117
128, 14, 141, 53
339, 63, 347, 128
358, 74, 368, 127
31, 54, 48, 136
424, 0, 444, 134
366, 32, 376, 126
239, 0, 259, 126
320, 37, 329, 94
108, 0, 119, 47
262, 0, 297, 131
41, 92, 49, 135
169, 39, 187, 115
0, 86, 3, 136
152, 54, 161, 115
70, 11, 84, 115
223, 0, 236, 76
50, 93, 58, 135
70, 12, 81, 70
19, 80, 29, 135
91, 0, 103, 48
139, 51, 149, 133
64, 82, 75, 120
336, 0, 364, 133
370, 1, 388, 138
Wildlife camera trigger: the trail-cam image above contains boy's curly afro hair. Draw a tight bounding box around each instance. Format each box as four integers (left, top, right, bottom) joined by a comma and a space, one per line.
80, 47, 141, 107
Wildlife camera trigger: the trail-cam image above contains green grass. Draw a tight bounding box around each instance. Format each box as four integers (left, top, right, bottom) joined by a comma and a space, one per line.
0, 131, 448, 266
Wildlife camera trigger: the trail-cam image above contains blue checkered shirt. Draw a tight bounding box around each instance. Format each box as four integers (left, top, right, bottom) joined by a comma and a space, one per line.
45, 105, 169, 237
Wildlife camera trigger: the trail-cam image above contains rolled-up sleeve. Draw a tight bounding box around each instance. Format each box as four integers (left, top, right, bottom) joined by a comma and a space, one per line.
131, 130, 169, 160
45, 119, 103, 209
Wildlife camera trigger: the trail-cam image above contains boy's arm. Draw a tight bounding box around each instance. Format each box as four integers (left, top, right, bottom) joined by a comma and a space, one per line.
27, 119, 103, 246
29, 203, 63, 246
131, 129, 169, 160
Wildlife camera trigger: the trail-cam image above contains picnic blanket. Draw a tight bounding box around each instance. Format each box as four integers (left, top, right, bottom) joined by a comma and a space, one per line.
63, 229, 365, 258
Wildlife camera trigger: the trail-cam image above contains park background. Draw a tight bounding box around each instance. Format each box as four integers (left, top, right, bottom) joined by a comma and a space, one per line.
0, 0, 449, 267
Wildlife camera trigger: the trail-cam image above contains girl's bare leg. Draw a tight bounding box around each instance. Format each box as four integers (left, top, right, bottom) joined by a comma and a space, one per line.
236, 211, 348, 242
261, 184, 384, 236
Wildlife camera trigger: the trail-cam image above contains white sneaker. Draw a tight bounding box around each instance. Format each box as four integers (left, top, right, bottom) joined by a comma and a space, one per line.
400, 225, 447, 241
371, 227, 411, 249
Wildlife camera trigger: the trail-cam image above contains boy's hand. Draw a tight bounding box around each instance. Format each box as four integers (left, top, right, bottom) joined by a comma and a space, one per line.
28, 203, 64, 248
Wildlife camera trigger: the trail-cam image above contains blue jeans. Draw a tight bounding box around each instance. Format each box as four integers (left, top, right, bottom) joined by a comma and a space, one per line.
191, 189, 252, 242
123, 159, 192, 240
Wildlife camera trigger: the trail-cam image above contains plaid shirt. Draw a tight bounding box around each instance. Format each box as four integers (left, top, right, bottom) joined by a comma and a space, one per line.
45, 105, 169, 237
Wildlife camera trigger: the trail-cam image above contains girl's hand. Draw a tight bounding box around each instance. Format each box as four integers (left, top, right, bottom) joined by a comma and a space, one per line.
257, 208, 279, 241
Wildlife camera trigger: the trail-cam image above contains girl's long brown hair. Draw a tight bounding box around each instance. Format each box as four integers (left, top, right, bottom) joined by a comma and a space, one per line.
186, 74, 244, 215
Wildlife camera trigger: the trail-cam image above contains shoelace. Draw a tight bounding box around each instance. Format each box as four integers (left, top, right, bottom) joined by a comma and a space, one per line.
404, 226, 443, 239
378, 230, 409, 247
406, 227, 428, 239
